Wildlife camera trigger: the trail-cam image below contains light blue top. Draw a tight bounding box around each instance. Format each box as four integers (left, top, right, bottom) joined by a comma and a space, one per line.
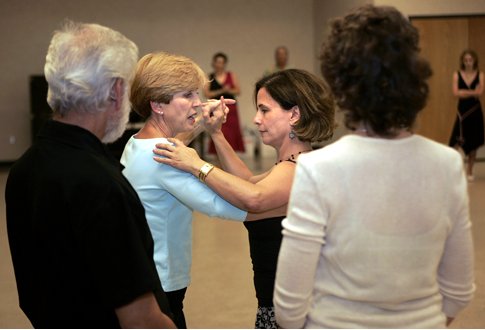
121, 136, 247, 291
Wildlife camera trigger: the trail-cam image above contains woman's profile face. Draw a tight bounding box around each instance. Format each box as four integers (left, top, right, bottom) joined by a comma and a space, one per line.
253, 87, 293, 149
463, 53, 475, 70
212, 56, 226, 72
161, 90, 202, 135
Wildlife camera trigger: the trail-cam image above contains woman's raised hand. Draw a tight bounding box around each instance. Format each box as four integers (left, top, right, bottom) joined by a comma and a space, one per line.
201, 96, 236, 135
153, 138, 205, 174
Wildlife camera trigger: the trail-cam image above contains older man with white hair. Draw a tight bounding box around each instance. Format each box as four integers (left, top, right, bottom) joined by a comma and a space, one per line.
6, 21, 175, 328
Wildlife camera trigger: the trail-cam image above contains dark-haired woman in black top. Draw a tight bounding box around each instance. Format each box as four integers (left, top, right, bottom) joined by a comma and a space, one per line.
154, 69, 335, 328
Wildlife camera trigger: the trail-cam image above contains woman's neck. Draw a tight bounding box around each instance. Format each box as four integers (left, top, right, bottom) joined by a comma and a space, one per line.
136, 117, 175, 139
353, 122, 412, 139
276, 140, 313, 163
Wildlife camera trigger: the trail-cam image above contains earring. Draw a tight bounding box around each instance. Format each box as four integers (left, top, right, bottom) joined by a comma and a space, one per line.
151, 101, 164, 115
289, 129, 296, 140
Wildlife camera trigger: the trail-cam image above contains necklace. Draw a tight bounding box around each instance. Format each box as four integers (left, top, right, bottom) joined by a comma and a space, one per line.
275, 150, 312, 165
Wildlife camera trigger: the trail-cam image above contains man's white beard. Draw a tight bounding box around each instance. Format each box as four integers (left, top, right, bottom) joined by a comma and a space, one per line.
102, 93, 131, 144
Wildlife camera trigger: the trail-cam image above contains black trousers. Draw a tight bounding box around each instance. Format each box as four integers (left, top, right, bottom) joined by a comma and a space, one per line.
165, 287, 187, 328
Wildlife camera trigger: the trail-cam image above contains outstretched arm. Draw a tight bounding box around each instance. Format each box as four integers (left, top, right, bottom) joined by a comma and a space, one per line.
201, 98, 254, 179
153, 138, 294, 214
246, 204, 287, 221
209, 131, 254, 180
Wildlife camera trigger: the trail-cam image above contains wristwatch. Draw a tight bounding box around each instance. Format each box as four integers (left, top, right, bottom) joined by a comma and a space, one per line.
198, 163, 215, 182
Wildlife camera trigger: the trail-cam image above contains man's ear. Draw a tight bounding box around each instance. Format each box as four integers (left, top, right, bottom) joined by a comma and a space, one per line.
290, 105, 301, 125
110, 78, 124, 111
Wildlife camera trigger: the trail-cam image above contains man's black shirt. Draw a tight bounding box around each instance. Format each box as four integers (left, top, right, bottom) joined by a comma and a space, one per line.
6, 120, 171, 328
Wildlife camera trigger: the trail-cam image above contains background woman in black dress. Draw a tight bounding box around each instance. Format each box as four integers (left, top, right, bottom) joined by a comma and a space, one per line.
449, 49, 484, 181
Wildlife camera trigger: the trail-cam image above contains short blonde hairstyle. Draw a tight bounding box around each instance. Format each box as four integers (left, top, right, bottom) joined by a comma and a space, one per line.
130, 52, 207, 118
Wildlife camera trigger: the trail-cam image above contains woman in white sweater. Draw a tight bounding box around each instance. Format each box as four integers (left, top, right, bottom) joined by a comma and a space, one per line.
273, 5, 475, 329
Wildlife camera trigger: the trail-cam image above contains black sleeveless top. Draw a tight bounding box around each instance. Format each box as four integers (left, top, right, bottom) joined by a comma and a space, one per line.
449, 71, 484, 154
209, 72, 236, 100
243, 159, 295, 307
244, 216, 284, 307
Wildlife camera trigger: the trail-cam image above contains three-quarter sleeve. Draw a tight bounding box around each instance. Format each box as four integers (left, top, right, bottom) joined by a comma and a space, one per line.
438, 154, 475, 317
274, 160, 327, 328
158, 164, 247, 221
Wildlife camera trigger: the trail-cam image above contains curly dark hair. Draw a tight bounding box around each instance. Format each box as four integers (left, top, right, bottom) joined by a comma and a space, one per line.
320, 5, 432, 137
254, 69, 335, 143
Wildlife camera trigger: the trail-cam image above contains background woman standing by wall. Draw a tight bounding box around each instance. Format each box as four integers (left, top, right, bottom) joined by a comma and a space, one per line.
449, 49, 484, 181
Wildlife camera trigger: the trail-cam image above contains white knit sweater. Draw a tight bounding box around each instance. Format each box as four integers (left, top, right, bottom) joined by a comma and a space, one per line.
274, 134, 475, 328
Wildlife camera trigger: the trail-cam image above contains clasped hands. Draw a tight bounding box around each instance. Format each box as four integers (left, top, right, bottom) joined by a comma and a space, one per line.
153, 96, 235, 171
201, 96, 234, 134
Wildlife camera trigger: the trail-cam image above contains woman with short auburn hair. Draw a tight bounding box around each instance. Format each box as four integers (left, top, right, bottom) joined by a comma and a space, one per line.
123, 51, 249, 328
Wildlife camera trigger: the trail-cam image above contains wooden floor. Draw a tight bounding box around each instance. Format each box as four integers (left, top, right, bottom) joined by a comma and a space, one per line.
0, 157, 484, 328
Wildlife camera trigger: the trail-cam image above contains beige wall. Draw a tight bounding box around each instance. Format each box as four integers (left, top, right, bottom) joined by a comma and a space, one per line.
374, 0, 485, 16
313, 0, 372, 74
0, 0, 315, 161
313, 0, 371, 145
2, 0, 485, 161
